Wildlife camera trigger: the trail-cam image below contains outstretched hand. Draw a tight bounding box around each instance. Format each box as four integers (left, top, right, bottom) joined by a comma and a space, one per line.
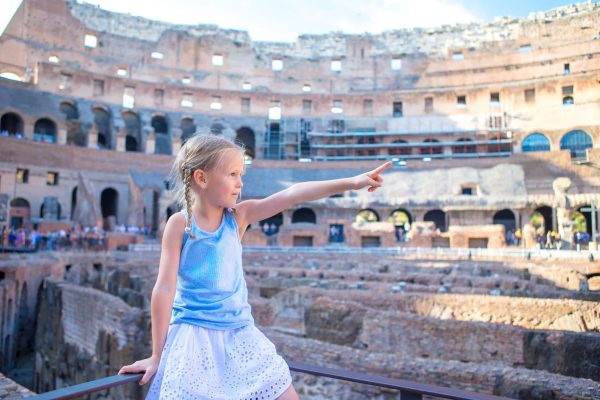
353, 161, 393, 192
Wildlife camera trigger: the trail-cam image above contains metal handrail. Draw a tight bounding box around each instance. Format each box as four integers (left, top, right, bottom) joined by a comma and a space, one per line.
29, 362, 514, 400
287, 361, 512, 400
30, 373, 144, 399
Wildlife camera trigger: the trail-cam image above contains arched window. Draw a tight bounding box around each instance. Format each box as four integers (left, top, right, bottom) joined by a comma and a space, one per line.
562, 96, 574, 106
180, 118, 196, 144
122, 111, 141, 152
100, 188, 119, 230
522, 133, 550, 152
151, 115, 171, 155
388, 140, 411, 156
560, 130, 592, 159
452, 138, 476, 154
493, 209, 516, 232
424, 209, 447, 232
235, 127, 256, 161
388, 209, 412, 226
576, 205, 594, 235
530, 206, 553, 234
421, 138, 442, 155
33, 119, 57, 143
291, 208, 316, 223
356, 209, 380, 223
93, 107, 112, 150
0, 113, 24, 136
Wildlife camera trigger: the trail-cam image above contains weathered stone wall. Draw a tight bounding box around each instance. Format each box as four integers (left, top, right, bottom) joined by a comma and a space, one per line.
34, 278, 150, 398
3, 248, 600, 398
268, 286, 600, 333
264, 328, 600, 400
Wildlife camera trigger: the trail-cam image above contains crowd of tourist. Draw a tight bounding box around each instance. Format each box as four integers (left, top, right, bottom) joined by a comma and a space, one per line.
0, 223, 154, 252
533, 229, 595, 250
1, 130, 25, 138
2, 220, 597, 252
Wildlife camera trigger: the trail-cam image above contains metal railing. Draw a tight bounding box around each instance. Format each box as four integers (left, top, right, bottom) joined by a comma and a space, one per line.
29, 361, 513, 400
30, 373, 143, 400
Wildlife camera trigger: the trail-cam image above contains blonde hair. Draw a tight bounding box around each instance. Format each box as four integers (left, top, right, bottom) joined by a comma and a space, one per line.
168, 134, 246, 238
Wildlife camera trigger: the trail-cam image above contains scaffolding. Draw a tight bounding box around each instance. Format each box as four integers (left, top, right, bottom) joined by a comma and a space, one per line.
261, 112, 516, 161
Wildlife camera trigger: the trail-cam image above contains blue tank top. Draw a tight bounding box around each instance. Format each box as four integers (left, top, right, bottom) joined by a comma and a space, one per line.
170, 207, 254, 330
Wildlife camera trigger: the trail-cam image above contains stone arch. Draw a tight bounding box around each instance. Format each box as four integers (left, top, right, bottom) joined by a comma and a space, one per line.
93, 106, 112, 149
151, 115, 171, 155
530, 206, 553, 234
493, 209, 516, 232
560, 130, 592, 159
421, 138, 442, 155
10, 197, 30, 208
576, 205, 594, 236
424, 209, 447, 231
0, 112, 24, 136
122, 111, 141, 152
40, 199, 62, 220
9, 197, 30, 228
180, 117, 196, 144
235, 127, 256, 160
356, 208, 380, 223
59, 101, 79, 120
562, 96, 574, 106
60, 101, 85, 146
100, 187, 119, 230
33, 118, 57, 143
452, 138, 476, 154
388, 209, 412, 226
291, 208, 316, 224
521, 133, 551, 153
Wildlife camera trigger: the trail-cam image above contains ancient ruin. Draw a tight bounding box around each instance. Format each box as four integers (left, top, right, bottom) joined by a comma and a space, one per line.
1, 0, 600, 398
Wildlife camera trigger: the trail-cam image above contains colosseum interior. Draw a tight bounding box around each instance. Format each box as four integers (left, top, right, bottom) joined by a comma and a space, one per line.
1, 0, 600, 399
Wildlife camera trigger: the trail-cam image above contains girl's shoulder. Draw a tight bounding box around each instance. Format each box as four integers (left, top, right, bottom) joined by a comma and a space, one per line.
167, 211, 187, 231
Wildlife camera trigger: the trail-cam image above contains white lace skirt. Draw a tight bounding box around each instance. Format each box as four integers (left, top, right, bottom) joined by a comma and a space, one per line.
146, 322, 292, 399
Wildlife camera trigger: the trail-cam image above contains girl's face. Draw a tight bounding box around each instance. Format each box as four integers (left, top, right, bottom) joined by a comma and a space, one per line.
205, 149, 245, 208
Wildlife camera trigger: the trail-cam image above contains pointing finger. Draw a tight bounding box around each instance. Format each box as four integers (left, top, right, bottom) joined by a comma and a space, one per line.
371, 161, 392, 176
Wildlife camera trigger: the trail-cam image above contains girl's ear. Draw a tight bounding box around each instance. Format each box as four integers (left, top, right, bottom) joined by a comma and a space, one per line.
193, 169, 208, 188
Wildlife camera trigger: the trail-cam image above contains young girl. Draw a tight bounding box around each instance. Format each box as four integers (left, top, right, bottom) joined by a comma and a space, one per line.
119, 134, 391, 399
